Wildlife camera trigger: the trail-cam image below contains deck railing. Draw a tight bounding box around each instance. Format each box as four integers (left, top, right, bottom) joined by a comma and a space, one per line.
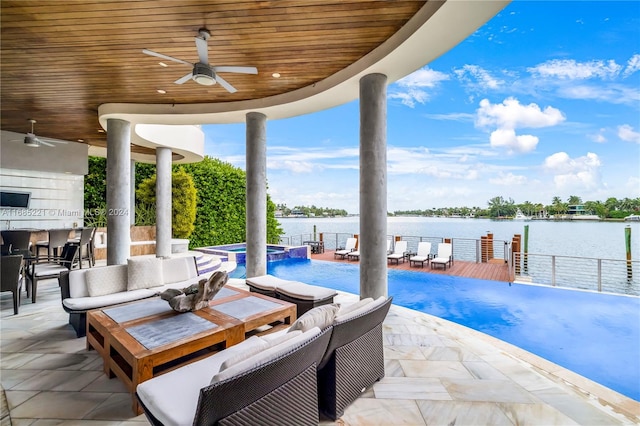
512, 253, 640, 296
280, 232, 639, 296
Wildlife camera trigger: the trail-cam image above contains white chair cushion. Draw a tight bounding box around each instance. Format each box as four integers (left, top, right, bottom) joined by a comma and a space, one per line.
85, 264, 128, 297
211, 327, 321, 385
127, 257, 164, 290
276, 282, 337, 301
245, 274, 293, 291
162, 256, 198, 285
337, 297, 373, 317
137, 335, 267, 426
288, 304, 340, 333
334, 296, 387, 323
68, 269, 90, 298
62, 287, 157, 311
219, 338, 270, 372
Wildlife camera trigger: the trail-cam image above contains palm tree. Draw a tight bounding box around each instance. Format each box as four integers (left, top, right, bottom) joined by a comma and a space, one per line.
567, 195, 582, 205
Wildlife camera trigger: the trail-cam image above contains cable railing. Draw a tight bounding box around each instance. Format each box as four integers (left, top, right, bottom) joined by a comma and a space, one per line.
513, 253, 640, 296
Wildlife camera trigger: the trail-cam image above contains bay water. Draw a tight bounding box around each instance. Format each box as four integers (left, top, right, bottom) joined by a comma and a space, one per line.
278, 216, 640, 261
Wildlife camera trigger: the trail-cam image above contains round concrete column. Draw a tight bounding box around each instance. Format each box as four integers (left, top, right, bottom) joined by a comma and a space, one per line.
359, 73, 388, 299
156, 147, 172, 258
245, 112, 267, 277
130, 160, 136, 225
106, 118, 131, 265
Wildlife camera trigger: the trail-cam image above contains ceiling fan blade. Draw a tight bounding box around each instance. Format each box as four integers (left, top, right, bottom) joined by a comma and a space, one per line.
175, 72, 193, 84
39, 137, 68, 145
39, 139, 55, 147
143, 49, 191, 66
214, 74, 237, 93
195, 36, 209, 64
212, 66, 258, 74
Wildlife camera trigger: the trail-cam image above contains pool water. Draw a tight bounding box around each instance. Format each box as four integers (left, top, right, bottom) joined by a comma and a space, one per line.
234, 258, 640, 401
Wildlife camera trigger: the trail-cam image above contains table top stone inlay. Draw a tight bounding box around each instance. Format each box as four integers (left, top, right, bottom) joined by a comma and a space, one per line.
126, 312, 219, 349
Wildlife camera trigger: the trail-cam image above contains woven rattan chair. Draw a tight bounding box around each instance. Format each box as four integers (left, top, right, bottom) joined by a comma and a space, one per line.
137, 327, 332, 426
27, 243, 79, 303
317, 297, 393, 420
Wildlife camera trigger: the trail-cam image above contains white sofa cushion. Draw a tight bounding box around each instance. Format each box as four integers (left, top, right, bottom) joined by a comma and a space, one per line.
162, 256, 198, 285
288, 304, 340, 333
137, 335, 267, 426
127, 257, 164, 290
334, 296, 387, 324
68, 269, 90, 298
85, 264, 128, 297
63, 287, 157, 311
211, 327, 321, 385
337, 297, 373, 317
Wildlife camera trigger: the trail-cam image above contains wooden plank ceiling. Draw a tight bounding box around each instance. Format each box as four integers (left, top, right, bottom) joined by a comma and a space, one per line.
1, 0, 426, 151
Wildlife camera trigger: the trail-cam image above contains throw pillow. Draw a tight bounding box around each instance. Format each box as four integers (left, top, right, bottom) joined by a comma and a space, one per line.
337, 297, 373, 317
218, 338, 270, 372
287, 303, 340, 333
85, 265, 128, 297
260, 329, 302, 347
127, 257, 164, 291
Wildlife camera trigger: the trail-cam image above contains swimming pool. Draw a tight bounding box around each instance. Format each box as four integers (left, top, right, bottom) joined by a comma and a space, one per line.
235, 258, 640, 401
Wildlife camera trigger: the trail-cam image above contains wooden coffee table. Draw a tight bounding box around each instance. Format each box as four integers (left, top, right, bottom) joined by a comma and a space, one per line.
86, 286, 296, 414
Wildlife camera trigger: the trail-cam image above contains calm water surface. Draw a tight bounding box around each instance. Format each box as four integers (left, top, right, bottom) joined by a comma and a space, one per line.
278, 216, 640, 260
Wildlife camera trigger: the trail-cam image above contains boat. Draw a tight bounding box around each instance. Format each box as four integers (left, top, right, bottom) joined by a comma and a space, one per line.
624, 214, 640, 222
513, 209, 531, 221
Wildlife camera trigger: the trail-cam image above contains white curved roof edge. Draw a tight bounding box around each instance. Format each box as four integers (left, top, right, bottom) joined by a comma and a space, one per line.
97, 0, 510, 160
88, 124, 204, 164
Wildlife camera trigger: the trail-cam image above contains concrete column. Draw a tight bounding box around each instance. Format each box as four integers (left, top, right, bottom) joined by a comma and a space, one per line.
130, 160, 136, 225
245, 112, 267, 277
359, 73, 388, 299
156, 147, 172, 258
106, 119, 131, 265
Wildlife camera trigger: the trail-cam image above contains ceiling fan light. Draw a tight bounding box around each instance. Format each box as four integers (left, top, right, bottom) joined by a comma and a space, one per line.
193, 74, 216, 86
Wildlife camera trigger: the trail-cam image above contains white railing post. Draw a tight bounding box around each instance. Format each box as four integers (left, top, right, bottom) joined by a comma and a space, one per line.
552, 256, 556, 286
598, 259, 602, 292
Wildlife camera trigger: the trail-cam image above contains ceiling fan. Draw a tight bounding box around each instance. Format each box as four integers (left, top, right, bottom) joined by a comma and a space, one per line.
142, 28, 258, 93
10, 119, 68, 148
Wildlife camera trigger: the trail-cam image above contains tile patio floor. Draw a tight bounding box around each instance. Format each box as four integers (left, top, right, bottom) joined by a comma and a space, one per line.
1, 269, 638, 425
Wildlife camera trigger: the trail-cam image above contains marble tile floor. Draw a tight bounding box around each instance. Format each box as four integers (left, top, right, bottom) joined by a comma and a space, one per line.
1, 275, 639, 426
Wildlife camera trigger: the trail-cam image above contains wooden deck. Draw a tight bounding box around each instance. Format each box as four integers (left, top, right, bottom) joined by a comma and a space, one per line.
311, 250, 511, 282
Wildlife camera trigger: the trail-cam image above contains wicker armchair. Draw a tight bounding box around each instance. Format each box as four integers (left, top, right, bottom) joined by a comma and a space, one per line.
137, 327, 332, 426
317, 296, 393, 420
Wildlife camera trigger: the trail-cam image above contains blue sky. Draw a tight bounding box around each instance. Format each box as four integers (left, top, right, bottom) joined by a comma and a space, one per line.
203, 1, 640, 214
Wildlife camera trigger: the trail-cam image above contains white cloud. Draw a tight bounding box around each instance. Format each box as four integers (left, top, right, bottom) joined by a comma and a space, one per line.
390, 67, 449, 107
489, 128, 538, 153
489, 172, 528, 185
588, 129, 607, 143
454, 65, 504, 90
623, 54, 640, 77
476, 97, 566, 129
618, 124, 640, 144
543, 152, 602, 190
528, 59, 622, 80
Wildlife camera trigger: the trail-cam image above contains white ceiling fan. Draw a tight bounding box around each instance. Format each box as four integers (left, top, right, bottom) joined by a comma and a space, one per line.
142, 28, 258, 93
10, 119, 68, 148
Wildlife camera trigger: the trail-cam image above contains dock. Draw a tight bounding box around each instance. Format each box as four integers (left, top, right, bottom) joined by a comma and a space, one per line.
311, 250, 511, 282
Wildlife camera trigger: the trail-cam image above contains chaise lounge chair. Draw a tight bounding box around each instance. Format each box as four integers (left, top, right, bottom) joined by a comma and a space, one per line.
409, 242, 432, 267
334, 237, 357, 260
387, 240, 407, 264
430, 242, 453, 270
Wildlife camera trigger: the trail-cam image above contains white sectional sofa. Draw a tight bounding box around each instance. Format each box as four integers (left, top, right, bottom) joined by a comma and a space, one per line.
59, 255, 211, 337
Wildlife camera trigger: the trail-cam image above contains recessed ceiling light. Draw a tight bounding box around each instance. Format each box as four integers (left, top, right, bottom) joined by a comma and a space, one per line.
157, 89, 166, 94
98, 129, 105, 133
77, 139, 84, 142
159, 62, 168, 67
272, 72, 281, 78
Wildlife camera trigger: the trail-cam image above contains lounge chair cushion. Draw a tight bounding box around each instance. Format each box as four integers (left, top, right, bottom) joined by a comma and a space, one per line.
127, 257, 164, 290
211, 327, 321, 385
338, 297, 373, 317
288, 304, 340, 333
276, 281, 337, 301
138, 335, 268, 426
260, 329, 303, 345
245, 274, 294, 291
334, 296, 387, 323
68, 269, 90, 298
85, 264, 128, 297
